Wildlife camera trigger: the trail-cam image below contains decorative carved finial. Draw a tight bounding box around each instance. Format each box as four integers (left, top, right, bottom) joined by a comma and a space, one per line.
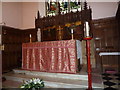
84, 0, 88, 10
37, 11, 40, 19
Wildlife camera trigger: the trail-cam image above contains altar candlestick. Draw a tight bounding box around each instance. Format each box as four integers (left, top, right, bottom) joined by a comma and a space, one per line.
71, 29, 74, 40
71, 28, 74, 34
30, 34, 31, 38
29, 34, 32, 43
86, 22, 89, 37
84, 21, 90, 37
84, 21, 93, 90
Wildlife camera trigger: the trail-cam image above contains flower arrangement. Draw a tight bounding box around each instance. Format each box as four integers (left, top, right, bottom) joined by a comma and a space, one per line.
20, 78, 44, 89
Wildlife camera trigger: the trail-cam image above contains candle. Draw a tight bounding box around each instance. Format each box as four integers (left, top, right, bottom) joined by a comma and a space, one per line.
85, 22, 89, 37
29, 34, 32, 43
30, 34, 31, 38
71, 29, 74, 34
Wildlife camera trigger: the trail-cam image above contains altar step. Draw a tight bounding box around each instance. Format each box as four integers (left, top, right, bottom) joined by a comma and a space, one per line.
3, 69, 104, 88
2, 80, 22, 88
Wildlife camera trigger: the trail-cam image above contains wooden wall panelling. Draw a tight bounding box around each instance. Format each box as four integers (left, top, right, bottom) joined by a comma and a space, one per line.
22, 28, 37, 43
2, 26, 23, 72
2, 26, 39, 73
2, 27, 38, 72
116, 2, 120, 52
92, 17, 120, 72
63, 27, 71, 40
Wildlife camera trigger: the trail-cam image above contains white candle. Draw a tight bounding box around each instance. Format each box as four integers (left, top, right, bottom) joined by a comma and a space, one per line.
85, 22, 89, 37
30, 34, 31, 38
71, 29, 74, 34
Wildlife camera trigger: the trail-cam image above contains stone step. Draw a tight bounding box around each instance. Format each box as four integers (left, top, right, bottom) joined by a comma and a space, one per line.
13, 69, 88, 81
3, 72, 88, 88
2, 80, 22, 88
3, 71, 103, 88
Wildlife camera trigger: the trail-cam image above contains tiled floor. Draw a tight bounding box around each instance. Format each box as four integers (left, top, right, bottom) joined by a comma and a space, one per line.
102, 73, 120, 90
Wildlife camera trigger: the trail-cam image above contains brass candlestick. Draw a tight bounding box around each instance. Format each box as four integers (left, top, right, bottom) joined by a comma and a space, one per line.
71, 33, 74, 40
29, 34, 32, 43
71, 28, 74, 40
30, 38, 32, 43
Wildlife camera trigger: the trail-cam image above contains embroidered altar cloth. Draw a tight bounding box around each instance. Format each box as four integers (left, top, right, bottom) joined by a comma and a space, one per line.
22, 40, 77, 73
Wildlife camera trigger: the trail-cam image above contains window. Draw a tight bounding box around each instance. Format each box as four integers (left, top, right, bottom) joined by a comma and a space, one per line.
46, 0, 82, 16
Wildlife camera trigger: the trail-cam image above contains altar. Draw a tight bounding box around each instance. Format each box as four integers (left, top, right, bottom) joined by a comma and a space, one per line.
22, 40, 82, 74
22, 1, 91, 74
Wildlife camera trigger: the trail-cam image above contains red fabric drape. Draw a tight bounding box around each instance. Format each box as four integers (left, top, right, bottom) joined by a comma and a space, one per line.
22, 40, 77, 74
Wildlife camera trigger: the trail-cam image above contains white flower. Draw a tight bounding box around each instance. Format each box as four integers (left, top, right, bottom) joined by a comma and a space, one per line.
36, 78, 40, 81
32, 78, 41, 84
29, 79, 33, 83
36, 78, 41, 83
33, 78, 37, 84
20, 78, 44, 88
38, 81, 42, 84
24, 81, 29, 84
20, 86, 25, 88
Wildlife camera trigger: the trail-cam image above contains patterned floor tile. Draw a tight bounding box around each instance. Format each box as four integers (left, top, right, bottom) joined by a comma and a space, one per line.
111, 85, 118, 88
109, 80, 119, 83
103, 87, 118, 90
102, 73, 120, 90
104, 85, 109, 88
103, 81, 116, 86
114, 73, 120, 77
102, 77, 112, 80
102, 73, 111, 76
116, 77, 120, 81
108, 75, 117, 78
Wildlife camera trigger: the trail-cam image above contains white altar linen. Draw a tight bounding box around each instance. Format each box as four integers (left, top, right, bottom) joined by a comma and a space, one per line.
99, 52, 120, 56
76, 40, 82, 64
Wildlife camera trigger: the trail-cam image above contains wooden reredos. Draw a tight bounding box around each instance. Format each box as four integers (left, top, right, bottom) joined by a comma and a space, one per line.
35, 1, 92, 41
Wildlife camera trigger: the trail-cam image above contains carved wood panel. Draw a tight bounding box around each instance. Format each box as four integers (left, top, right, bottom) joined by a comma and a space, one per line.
92, 17, 120, 72
2, 26, 22, 72
2, 26, 37, 73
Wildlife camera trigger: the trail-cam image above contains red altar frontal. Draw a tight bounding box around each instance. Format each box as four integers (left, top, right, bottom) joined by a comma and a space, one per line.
22, 40, 78, 74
